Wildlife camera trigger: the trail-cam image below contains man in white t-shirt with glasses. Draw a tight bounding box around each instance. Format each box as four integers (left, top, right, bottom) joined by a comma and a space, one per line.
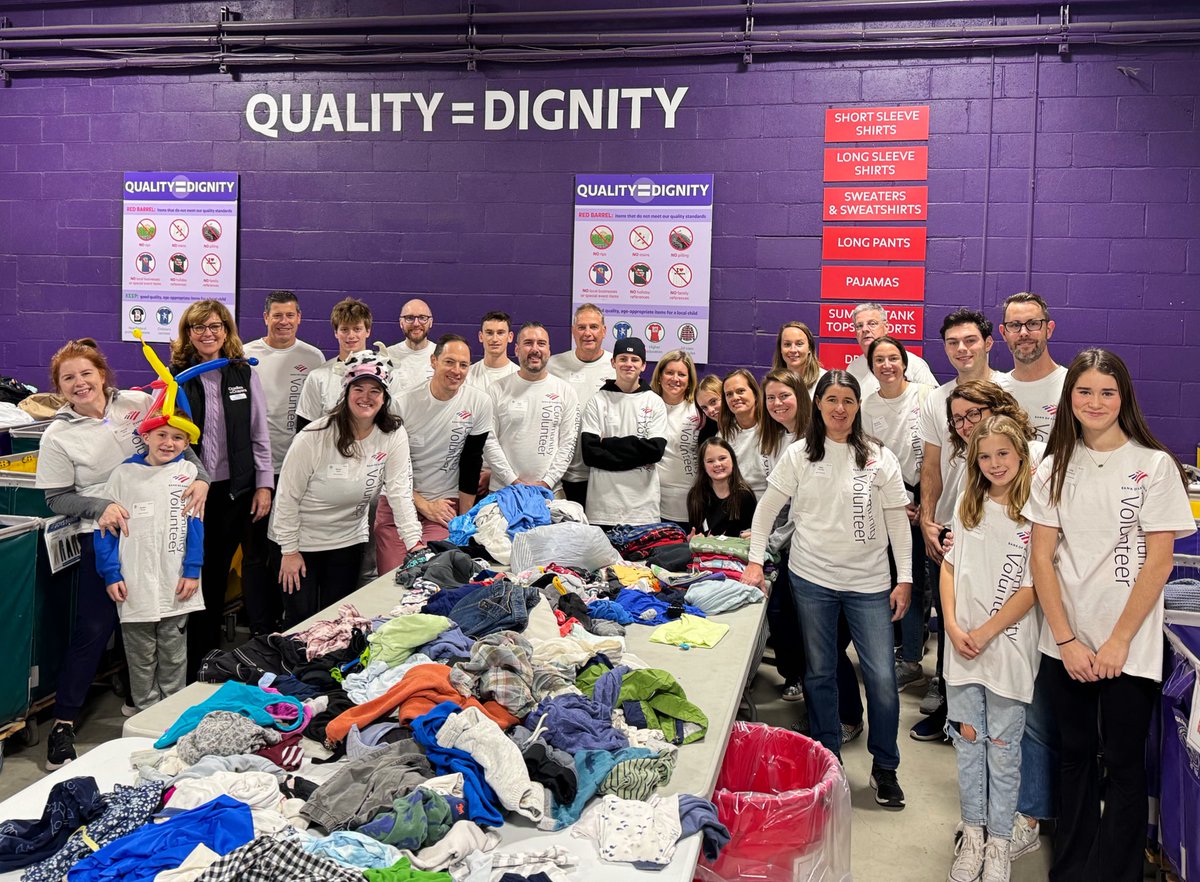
998, 291, 1066, 443
388, 298, 436, 393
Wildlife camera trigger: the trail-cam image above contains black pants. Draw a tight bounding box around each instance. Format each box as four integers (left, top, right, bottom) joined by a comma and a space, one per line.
282, 544, 366, 629
240, 483, 282, 636
54, 534, 118, 721
188, 481, 253, 678
1044, 657, 1157, 882
563, 479, 587, 507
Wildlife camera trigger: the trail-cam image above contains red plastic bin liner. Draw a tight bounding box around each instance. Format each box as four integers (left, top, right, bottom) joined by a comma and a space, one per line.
697, 722, 848, 882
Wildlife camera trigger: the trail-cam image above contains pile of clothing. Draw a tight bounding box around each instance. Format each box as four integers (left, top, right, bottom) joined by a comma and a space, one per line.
605, 523, 692, 570
2, 547, 734, 882
446, 486, 588, 564
687, 535, 777, 585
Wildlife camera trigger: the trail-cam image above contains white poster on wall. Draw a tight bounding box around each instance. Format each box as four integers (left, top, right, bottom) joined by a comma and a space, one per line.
121, 172, 239, 343
572, 174, 714, 363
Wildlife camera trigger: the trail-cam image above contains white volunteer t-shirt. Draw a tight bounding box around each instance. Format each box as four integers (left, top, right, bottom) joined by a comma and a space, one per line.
1024, 442, 1195, 681
548, 349, 614, 483
769, 438, 909, 593
466, 359, 519, 391
862, 382, 929, 497
657, 399, 705, 523
724, 422, 767, 497
295, 357, 347, 423
580, 386, 668, 526
270, 417, 421, 553
1002, 365, 1067, 443
388, 342, 435, 393
244, 338, 327, 472
484, 373, 579, 492
848, 351, 938, 398
944, 499, 1040, 702
35, 390, 152, 530
396, 381, 493, 501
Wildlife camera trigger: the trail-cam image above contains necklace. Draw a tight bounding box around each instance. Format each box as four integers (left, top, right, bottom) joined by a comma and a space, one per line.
1081, 445, 1116, 469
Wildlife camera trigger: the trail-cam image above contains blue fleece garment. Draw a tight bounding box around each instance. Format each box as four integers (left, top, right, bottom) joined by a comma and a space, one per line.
416, 624, 475, 661
613, 589, 706, 626
522, 694, 628, 753
67, 795, 253, 882
409, 702, 504, 827
550, 747, 655, 829
493, 484, 554, 538
586, 600, 636, 625
421, 585, 478, 618
447, 491, 498, 545
153, 681, 306, 748
677, 794, 731, 861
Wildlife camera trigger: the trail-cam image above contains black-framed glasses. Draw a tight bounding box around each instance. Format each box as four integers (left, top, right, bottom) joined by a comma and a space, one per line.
401, 314, 432, 324
1001, 318, 1047, 333
950, 406, 991, 429
189, 322, 226, 335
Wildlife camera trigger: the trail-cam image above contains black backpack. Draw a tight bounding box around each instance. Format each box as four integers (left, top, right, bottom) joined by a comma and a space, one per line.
0, 376, 33, 405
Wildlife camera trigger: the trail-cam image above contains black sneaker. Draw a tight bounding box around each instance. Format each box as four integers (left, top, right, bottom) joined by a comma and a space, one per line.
46, 721, 77, 771
870, 765, 906, 810
909, 708, 950, 742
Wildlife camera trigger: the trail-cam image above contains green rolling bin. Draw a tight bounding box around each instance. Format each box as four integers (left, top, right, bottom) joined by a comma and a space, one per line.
9, 421, 52, 454
0, 516, 38, 766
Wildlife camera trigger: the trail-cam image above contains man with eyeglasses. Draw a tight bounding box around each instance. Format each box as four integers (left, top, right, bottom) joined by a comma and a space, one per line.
998, 291, 1065, 442
846, 302, 938, 397
388, 298, 436, 393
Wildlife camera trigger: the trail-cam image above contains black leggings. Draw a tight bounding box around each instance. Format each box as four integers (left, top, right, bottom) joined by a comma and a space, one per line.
282, 544, 367, 629
188, 481, 253, 677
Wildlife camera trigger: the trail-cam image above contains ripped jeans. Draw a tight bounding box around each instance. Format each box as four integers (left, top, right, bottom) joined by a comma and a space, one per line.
945, 682, 1027, 840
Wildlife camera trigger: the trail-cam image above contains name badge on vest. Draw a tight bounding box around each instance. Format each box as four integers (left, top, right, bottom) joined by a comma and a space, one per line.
227, 384, 248, 402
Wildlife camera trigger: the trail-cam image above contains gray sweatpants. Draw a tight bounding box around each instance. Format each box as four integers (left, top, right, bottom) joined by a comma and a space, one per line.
122, 614, 189, 711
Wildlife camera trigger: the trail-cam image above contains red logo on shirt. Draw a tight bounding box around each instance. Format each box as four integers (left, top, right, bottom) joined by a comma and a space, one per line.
457, 410, 472, 420
295, 364, 310, 373
865, 457, 878, 468
126, 411, 142, 421
1129, 470, 1148, 484
372, 452, 387, 463
1042, 404, 1057, 415
545, 393, 559, 401
1016, 530, 1031, 545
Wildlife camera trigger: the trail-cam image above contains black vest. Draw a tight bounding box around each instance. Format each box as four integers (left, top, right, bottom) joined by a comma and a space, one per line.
183, 362, 255, 499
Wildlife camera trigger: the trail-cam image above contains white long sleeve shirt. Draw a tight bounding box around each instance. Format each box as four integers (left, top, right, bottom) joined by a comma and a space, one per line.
548, 349, 614, 483
243, 338, 327, 470
484, 373, 579, 492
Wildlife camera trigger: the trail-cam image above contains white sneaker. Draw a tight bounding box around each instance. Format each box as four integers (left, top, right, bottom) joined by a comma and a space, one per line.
1009, 815, 1040, 860
948, 824, 985, 882
981, 838, 1012, 882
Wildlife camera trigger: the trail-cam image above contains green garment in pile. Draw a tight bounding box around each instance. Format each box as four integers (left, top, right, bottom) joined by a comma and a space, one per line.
577, 664, 709, 745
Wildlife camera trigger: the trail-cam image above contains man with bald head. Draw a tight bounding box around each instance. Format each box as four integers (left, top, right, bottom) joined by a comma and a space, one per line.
388, 297, 436, 393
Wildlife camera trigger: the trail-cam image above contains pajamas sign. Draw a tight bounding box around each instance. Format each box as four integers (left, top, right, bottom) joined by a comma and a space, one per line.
572, 173, 714, 363
121, 172, 239, 343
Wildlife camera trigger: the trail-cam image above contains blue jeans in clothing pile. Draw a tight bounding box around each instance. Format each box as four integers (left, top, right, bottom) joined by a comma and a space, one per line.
449, 580, 543, 639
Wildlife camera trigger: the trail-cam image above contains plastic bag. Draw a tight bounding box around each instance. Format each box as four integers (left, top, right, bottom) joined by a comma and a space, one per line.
509, 522, 621, 572
696, 722, 851, 882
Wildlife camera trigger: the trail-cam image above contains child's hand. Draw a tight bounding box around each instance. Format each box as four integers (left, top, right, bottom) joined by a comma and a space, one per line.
106, 581, 127, 603
947, 624, 980, 660
968, 626, 992, 652
176, 577, 199, 600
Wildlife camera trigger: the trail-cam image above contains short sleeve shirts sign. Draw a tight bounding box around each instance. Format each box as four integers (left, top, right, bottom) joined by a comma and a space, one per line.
1024, 442, 1195, 680
944, 500, 1039, 702
1002, 365, 1067, 443
35, 390, 151, 530
243, 338, 326, 472
395, 381, 493, 501
768, 438, 908, 593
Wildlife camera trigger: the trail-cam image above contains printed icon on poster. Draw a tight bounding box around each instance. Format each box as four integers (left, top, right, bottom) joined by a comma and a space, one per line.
677, 323, 698, 344
202, 219, 222, 242
629, 225, 654, 250
169, 253, 189, 275
668, 264, 692, 288
613, 321, 633, 340
135, 253, 156, 275
156, 306, 174, 326
646, 322, 665, 343
129, 306, 146, 325
629, 263, 652, 286
201, 254, 222, 276
590, 225, 614, 249
170, 219, 190, 241
136, 218, 156, 241
589, 262, 613, 286
669, 226, 693, 250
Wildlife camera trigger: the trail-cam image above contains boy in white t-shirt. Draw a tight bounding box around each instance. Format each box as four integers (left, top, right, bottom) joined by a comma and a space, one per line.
465, 310, 519, 391
94, 418, 205, 712
296, 297, 373, 428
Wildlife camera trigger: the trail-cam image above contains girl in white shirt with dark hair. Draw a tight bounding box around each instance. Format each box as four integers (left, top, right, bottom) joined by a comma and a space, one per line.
1026, 348, 1194, 882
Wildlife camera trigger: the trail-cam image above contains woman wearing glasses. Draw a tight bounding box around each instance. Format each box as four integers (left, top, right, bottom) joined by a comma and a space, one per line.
171, 299, 274, 673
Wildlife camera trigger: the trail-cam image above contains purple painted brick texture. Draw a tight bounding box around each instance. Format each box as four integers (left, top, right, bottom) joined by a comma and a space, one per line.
0, 6, 1198, 455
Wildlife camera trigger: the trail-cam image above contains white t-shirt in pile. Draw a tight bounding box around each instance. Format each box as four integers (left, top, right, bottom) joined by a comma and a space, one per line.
395, 381, 493, 501
848, 351, 938, 398
944, 498, 1040, 702
466, 359, 519, 391
862, 382, 930, 500
484, 373, 579, 493
1001, 365, 1067, 443
580, 385, 668, 526
35, 390, 152, 530
295, 357, 348, 424
766, 438, 909, 593
548, 349, 614, 484
656, 400, 706, 524
243, 337, 327, 472
270, 417, 421, 553
1024, 441, 1195, 681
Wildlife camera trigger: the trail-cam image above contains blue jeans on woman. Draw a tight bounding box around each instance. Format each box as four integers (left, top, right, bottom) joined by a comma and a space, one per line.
791, 573, 900, 769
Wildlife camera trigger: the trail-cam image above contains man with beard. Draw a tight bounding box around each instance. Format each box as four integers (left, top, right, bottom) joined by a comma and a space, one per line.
388, 297, 436, 393
998, 291, 1065, 442
484, 322, 579, 495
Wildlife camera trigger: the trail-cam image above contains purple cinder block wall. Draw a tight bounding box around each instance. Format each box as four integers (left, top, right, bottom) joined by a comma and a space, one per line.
1, 3, 1198, 457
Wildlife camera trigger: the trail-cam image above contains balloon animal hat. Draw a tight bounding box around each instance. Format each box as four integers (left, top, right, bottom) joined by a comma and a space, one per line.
131, 328, 258, 442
